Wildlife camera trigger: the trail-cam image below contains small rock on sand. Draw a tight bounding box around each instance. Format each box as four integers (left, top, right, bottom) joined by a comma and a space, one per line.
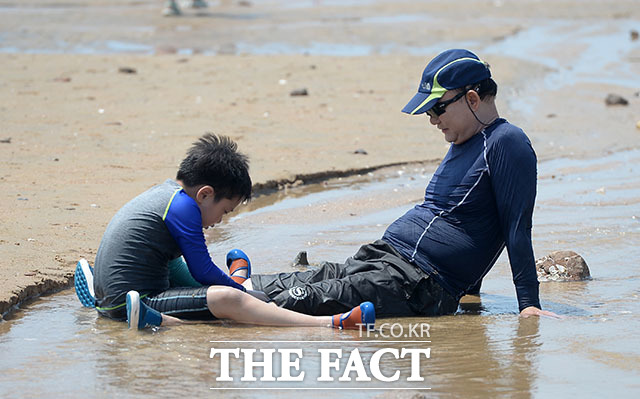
292, 251, 310, 267
605, 93, 628, 106
536, 250, 591, 281
290, 88, 308, 96
118, 67, 137, 74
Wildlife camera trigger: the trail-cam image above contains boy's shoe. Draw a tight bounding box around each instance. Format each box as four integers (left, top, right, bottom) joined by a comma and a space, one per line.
126, 291, 162, 330
332, 302, 375, 330
226, 249, 251, 284
162, 0, 181, 16
191, 0, 208, 8
74, 258, 96, 308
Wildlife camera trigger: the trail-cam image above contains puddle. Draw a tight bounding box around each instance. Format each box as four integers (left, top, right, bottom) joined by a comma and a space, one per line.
483, 19, 640, 89
1, 150, 639, 397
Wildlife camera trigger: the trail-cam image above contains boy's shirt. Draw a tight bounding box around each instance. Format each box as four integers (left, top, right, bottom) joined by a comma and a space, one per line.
94, 179, 243, 313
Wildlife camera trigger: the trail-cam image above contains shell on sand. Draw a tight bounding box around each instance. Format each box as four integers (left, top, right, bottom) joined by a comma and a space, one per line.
536, 250, 591, 282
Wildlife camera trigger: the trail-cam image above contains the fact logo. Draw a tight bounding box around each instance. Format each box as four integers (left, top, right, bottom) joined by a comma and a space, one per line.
209, 323, 432, 388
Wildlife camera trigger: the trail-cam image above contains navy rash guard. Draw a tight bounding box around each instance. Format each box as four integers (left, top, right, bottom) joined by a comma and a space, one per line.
382, 119, 541, 311
94, 179, 244, 313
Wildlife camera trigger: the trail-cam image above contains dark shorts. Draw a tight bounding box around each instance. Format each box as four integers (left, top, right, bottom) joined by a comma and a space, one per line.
251, 240, 459, 317
97, 286, 215, 321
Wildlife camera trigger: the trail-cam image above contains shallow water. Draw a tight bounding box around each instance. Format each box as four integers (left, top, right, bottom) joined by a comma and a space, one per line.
1, 149, 639, 398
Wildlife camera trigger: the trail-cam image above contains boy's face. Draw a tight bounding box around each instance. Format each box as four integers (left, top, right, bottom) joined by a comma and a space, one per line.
196, 186, 242, 229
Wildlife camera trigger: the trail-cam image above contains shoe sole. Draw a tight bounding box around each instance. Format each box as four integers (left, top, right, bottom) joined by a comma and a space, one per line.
74, 259, 95, 308
126, 291, 140, 330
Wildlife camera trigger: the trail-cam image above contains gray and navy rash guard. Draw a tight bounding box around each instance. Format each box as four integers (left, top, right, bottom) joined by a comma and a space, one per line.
94, 179, 244, 312
383, 119, 540, 311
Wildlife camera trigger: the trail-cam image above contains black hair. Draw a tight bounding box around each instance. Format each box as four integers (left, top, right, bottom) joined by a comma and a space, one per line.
455, 77, 499, 127
460, 77, 498, 100
176, 133, 252, 202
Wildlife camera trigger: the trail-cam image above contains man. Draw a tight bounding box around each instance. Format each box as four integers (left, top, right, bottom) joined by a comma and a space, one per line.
249, 49, 558, 319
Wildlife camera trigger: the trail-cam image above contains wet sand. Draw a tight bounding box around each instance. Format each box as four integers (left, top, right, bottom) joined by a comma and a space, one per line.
1, 0, 639, 323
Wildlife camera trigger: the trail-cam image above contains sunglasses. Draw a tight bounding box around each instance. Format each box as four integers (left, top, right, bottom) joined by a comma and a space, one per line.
426, 91, 466, 118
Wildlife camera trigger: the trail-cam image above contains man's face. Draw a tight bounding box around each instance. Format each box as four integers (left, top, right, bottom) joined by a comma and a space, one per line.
426, 90, 477, 145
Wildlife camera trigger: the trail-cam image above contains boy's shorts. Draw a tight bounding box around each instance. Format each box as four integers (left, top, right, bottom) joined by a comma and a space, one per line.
251, 240, 459, 317
98, 286, 215, 321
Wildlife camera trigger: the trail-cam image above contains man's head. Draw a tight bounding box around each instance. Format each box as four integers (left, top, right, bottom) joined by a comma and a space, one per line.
402, 49, 499, 144
177, 134, 252, 227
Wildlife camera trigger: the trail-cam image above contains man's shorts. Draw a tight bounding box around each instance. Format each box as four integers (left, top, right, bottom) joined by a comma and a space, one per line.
251, 240, 459, 317
97, 286, 215, 321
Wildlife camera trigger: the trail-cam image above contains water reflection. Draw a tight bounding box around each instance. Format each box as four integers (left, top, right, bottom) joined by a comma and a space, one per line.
1, 151, 640, 397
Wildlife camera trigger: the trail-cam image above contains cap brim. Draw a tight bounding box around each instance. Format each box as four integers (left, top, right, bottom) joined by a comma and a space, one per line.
401, 92, 442, 115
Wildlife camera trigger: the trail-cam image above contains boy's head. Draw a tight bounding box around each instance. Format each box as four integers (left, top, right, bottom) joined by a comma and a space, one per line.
177, 133, 252, 202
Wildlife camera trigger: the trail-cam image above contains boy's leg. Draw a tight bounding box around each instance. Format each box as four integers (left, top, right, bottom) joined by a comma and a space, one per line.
145, 286, 214, 320
168, 252, 269, 302
168, 250, 253, 287
206, 286, 375, 330
131, 286, 375, 330
126, 290, 192, 329
168, 256, 202, 288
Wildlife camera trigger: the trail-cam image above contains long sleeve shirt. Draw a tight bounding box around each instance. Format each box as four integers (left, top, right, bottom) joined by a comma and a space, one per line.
383, 119, 541, 311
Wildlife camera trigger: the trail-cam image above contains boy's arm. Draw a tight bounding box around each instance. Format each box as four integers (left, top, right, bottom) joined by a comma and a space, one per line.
163, 190, 245, 290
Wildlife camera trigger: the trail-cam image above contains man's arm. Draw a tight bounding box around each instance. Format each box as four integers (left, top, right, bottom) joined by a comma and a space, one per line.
489, 128, 546, 314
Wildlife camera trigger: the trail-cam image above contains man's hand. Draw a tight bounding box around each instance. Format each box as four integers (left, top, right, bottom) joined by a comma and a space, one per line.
520, 306, 562, 319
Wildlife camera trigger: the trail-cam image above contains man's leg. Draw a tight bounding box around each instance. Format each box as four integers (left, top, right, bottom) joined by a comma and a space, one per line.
251, 240, 458, 317
251, 241, 425, 316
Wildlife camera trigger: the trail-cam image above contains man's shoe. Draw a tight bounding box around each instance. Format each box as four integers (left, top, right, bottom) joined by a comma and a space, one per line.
126, 291, 162, 330
226, 249, 251, 284
74, 258, 96, 308
332, 302, 375, 330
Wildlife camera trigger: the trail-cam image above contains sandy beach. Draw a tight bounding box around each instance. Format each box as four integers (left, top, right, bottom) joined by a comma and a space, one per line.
1, 0, 639, 319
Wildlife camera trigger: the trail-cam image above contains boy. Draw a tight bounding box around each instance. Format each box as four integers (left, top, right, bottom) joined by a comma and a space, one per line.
76, 133, 374, 330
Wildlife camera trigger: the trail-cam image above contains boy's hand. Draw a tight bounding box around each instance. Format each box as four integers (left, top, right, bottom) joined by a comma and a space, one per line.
520, 306, 562, 319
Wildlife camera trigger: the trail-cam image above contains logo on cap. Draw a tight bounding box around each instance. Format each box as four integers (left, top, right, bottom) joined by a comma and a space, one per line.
421, 82, 431, 91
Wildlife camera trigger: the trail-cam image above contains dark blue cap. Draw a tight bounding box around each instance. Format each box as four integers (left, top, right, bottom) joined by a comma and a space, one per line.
402, 49, 491, 115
